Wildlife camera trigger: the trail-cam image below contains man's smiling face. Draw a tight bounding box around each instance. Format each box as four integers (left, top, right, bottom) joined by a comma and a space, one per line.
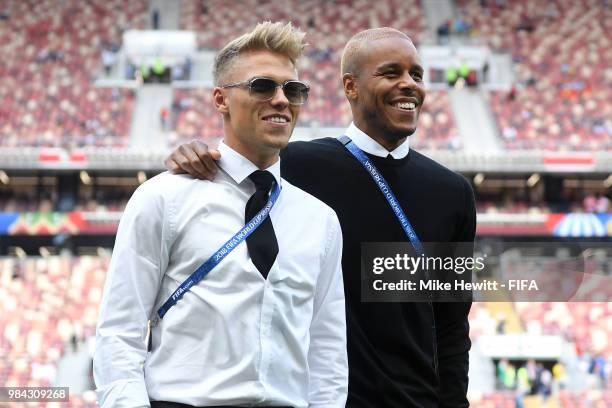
347, 36, 426, 147
216, 50, 301, 161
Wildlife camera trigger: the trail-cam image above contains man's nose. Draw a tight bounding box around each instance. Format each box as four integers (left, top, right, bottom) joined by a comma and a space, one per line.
398, 72, 419, 90
269, 86, 290, 107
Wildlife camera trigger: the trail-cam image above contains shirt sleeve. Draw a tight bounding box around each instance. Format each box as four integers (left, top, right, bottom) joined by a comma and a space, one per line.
307, 209, 348, 407
93, 182, 172, 408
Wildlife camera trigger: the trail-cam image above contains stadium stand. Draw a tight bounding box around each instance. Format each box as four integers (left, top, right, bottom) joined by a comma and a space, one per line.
169, 88, 461, 150
0, 256, 105, 406
180, 0, 427, 51
0, 0, 146, 148
456, 0, 612, 151
174, 0, 461, 150
0, 189, 132, 213
0, 1, 610, 407
517, 302, 612, 360
469, 301, 612, 407
468, 390, 517, 408
168, 88, 224, 147
168, 87, 461, 149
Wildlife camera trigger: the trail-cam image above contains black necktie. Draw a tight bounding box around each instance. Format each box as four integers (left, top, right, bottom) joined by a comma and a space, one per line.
245, 170, 279, 278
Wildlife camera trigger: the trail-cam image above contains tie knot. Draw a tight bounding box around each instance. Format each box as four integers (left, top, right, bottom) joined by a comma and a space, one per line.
249, 170, 275, 191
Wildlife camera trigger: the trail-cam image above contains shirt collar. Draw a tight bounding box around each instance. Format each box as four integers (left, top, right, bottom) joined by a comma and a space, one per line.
341, 122, 410, 159
217, 141, 282, 186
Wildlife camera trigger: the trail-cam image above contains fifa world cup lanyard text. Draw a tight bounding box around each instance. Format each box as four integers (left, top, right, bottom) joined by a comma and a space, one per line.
340, 135, 435, 371
338, 135, 425, 257
154, 182, 281, 323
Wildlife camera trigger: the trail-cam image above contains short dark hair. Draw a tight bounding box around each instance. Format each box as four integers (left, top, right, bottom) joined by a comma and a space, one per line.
341, 27, 413, 76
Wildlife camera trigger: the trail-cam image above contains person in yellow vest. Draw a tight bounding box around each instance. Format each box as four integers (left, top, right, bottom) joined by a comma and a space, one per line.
152, 57, 166, 82
446, 65, 458, 87
515, 365, 530, 408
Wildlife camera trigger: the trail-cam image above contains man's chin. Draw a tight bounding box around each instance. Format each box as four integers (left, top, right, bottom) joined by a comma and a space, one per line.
387, 124, 417, 139
402, 127, 417, 137
263, 135, 291, 150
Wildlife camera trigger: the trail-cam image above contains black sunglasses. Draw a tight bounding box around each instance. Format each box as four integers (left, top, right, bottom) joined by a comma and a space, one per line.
222, 77, 310, 105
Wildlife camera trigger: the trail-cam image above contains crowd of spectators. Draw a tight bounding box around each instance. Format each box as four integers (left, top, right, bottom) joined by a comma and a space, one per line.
477, 197, 610, 215
455, 0, 612, 151
583, 194, 611, 214
181, 0, 426, 51
469, 389, 612, 408
0, 0, 147, 149
168, 88, 461, 150
0, 256, 107, 406
436, 15, 473, 40
173, 0, 462, 150
496, 359, 556, 403
468, 301, 612, 407
167, 88, 223, 147
0, 188, 132, 213
2, 0, 609, 152
516, 302, 612, 390
476, 187, 611, 215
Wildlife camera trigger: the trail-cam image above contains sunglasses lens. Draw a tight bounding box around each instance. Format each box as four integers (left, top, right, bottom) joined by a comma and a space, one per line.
283, 82, 309, 105
249, 78, 277, 100
248, 78, 309, 105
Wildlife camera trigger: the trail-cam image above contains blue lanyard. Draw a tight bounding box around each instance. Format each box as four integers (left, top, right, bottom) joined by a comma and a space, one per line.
338, 135, 425, 257
155, 181, 282, 321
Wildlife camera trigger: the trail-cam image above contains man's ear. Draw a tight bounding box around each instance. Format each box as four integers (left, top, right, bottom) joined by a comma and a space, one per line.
343, 73, 358, 102
213, 87, 229, 114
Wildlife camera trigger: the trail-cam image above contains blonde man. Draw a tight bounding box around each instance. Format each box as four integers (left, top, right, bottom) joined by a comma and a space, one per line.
94, 22, 347, 408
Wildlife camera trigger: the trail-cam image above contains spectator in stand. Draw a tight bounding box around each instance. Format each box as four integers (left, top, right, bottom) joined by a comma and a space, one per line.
101, 48, 115, 77
525, 359, 537, 393
507, 84, 517, 101
446, 65, 458, 87
595, 194, 610, 214
152, 57, 167, 82
515, 11, 535, 32
498, 359, 517, 390
437, 20, 451, 38
159, 107, 170, 131
496, 313, 507, 334
456, 0, 609, 151
515, 365, 530, 408
459, 61, 470, 82
589, 354, 608, 388
552, 361, 567, 393
584, 193, 598, 213
151, 8, 160, 29
538, 367, 553, 402
453, 16, 470, 35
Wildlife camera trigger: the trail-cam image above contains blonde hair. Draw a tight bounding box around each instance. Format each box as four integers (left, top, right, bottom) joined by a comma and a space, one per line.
213, 21, 306, 85
341, 27, 413, 75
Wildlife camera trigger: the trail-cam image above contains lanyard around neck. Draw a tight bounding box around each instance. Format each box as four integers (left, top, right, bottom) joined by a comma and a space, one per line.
154, 181, 281, 323
338, 135, 425, 257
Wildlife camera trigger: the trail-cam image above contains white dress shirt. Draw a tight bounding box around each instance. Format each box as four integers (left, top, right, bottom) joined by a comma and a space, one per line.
94, 142, 347, 408
343, 121, 410, 159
